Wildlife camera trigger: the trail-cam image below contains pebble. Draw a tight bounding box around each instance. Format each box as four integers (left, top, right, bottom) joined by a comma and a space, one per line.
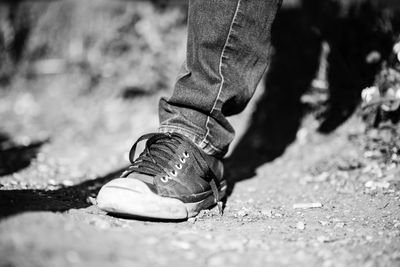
365, 181, 390, 189
237, 209, 248, 217
293, 202, 323, 209
363, 150, 382, 159
171, 240, 191, 250
319, 220, 329, 226
247, 187, 256, 192
314, 172, 330, 182
365, 235, 373, 241
187, 218, 196, 224
365, 50, 381, 64
296, 221, 306, 230
260, 209, 273, 217
317, 236, 330, 243
48, 179, 57, 186
86, 196, 97, 205
62, 179, 74, 187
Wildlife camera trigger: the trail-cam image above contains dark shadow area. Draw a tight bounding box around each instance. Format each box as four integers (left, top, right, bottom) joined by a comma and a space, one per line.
318, 1, 394, 132
107, 212, 187, 223
121, 86, 154, 99
0, 132, 48, 176
224, 0, 397, 194
224, 3, 322, 191
0, 168, 124, 219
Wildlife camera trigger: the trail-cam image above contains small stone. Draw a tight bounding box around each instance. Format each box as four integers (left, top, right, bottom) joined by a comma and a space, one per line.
261, 209, 273, 217
319, 220, 329, 226
48, 179, 57, 186
317, 236, 330, 243
334, 222, 345, 228
62, 180, 74, 187
171, 240, 191, 250
86, 196, 97, 205
314, 172, 330, 182
293, 202, 323, 209
296, 221, 305, 230
237, 209, 248, 217
18, 181, 27, 189
365, 51, 381, 64
365, 181, 390, 189
363, 150, 382, 159
188, 218, 196, 224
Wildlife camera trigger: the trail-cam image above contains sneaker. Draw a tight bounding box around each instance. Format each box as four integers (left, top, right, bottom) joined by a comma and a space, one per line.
96, 132, 227, 220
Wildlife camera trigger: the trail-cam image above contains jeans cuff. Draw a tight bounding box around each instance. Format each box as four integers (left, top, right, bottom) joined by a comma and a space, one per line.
158, 125, 225, 158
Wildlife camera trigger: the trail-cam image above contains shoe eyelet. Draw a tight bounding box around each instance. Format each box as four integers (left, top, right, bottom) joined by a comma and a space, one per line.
161, 176, 170, 183
175, 163, 182, 169
183, 151, 189, 158
180, 157, 186, 163
170, 170, 177, 177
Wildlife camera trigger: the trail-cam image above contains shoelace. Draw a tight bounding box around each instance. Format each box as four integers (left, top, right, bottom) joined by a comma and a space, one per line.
121, 133, 222, 205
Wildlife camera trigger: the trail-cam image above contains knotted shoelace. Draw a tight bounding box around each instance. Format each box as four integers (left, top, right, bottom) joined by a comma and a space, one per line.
121, 133, 222, 205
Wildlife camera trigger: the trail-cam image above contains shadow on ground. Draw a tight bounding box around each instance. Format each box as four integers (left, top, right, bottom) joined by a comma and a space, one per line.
224, 0, 394, 194
0, 168, 123, 219
0, 131, 48, 176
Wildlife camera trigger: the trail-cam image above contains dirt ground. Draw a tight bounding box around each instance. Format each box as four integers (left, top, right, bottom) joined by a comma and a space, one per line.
1, 1, 400, 267
1, 82, 399, 267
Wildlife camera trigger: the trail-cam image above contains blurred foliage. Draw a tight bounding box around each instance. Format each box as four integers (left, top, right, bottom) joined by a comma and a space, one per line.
0, 0, 399, 95
0, 0, 188, 91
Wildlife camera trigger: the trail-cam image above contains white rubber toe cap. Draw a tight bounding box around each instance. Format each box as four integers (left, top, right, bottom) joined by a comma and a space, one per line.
96, 178, 188, 220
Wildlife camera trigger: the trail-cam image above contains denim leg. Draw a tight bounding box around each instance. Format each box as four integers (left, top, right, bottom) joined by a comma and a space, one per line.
159, 0, 282, 158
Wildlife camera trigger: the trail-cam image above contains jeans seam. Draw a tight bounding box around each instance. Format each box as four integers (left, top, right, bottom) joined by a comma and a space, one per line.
199, 0, 242, 149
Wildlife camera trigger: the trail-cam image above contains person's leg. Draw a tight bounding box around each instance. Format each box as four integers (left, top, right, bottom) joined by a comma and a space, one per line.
97, 0, 282, 220
159, 0, 282, 158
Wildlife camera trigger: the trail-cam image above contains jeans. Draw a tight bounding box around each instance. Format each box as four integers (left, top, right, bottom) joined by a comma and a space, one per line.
159, 0, 282, 158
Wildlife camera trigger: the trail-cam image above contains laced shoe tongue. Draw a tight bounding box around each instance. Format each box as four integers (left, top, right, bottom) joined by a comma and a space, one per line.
124, 134, 181, 178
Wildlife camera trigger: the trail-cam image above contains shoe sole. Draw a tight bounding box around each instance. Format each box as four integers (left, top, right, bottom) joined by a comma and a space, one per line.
96, 178, 227, 220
